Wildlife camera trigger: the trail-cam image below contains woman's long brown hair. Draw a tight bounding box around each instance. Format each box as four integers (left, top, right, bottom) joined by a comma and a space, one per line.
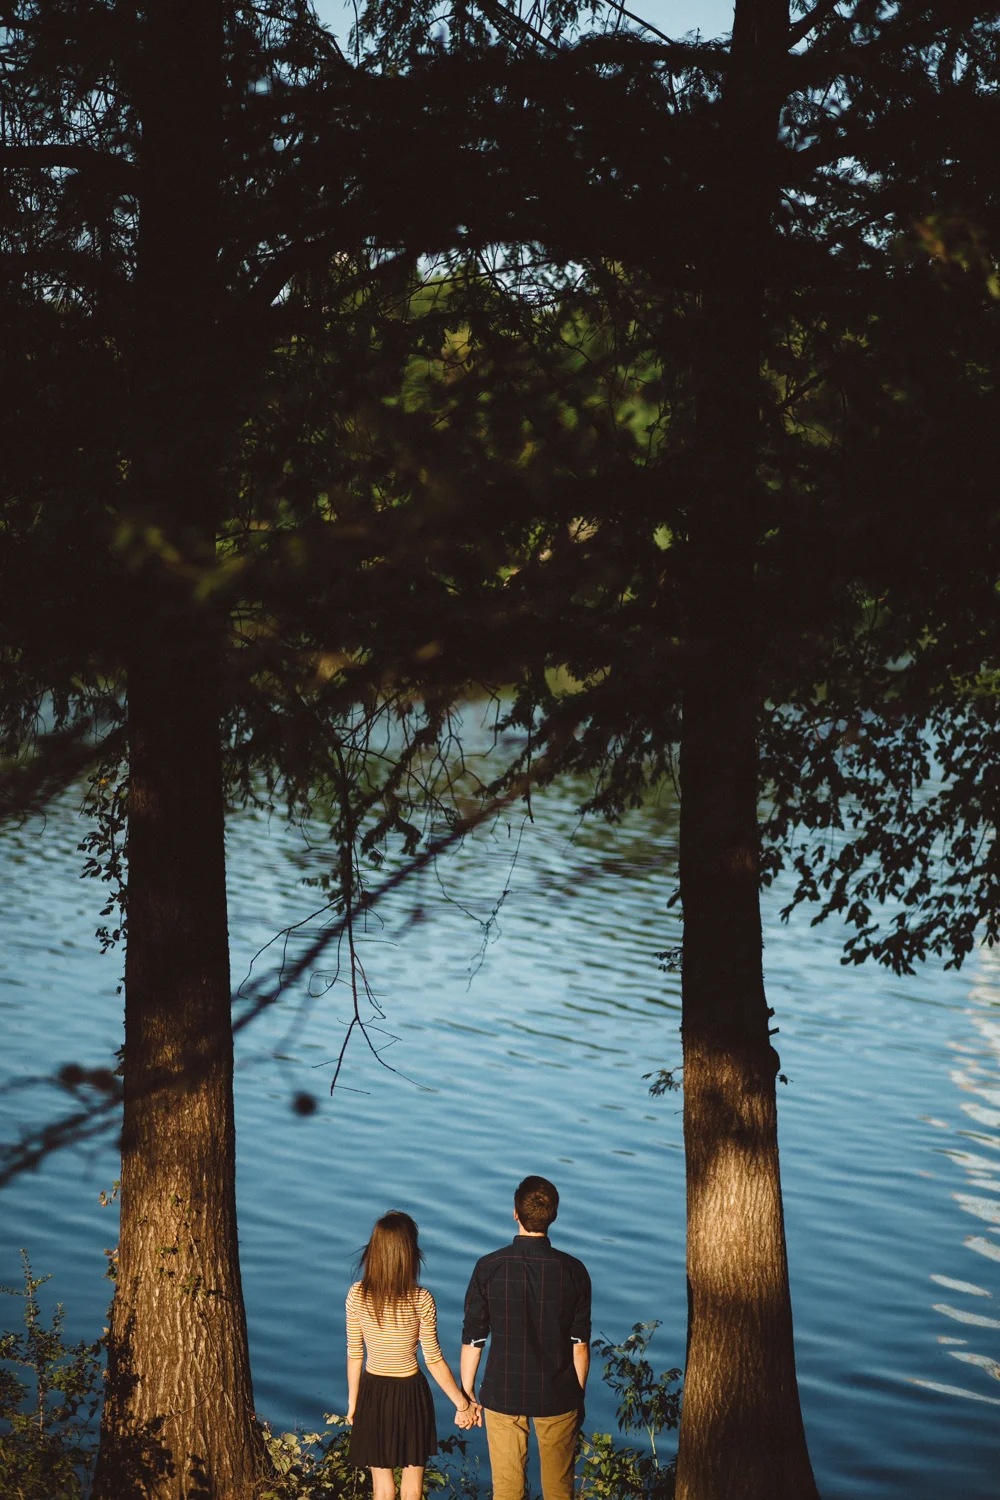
358, 1211, 424, 1324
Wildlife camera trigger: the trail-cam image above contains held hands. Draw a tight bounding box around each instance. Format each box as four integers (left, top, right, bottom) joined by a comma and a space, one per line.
455, 1395, 482, 1430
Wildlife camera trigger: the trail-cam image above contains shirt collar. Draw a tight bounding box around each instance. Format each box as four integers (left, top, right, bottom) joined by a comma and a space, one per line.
510, 1234, 552, 1255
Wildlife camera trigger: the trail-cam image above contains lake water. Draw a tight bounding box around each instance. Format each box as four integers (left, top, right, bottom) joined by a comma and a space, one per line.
2, 765, 999, 1498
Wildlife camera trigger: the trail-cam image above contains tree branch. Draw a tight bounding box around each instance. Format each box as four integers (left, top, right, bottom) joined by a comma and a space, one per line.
0, 731, 577, 1186
606, 0, 711, 48
0, 721, 126, 825
478, 0, 560, 54
241, 240, 410, 313
0, 250, 129, 291
573, 33, 729, 69
0, 144, 139, 189
788, 0, 845, 48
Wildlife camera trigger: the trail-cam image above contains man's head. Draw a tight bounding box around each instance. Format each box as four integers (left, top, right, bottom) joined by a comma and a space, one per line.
514, 1175, 559, 1234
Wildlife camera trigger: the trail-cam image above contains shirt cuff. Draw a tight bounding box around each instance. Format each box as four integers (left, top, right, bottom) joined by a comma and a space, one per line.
571, 1337, 588, 1345
464, 1336, 488, 1347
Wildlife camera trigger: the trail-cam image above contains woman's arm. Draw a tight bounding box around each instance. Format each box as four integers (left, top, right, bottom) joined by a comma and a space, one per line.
345, 1284, 364, 1423
425, 1354, 479, 1424
346, 1354, 363, 1423
419, 1290, 480, 1425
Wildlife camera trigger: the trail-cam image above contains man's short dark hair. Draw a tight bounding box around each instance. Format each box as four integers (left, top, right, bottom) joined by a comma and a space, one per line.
515, 1175, 559, 1233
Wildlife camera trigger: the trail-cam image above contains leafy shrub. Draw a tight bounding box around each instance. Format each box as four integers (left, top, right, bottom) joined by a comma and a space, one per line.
260, 1323, 681, 1500
0, 1253, 103, 1500
0, 1262, 679, 1500
578, 1322, 681, 1500
259, 1418, 367, 1499
260, 1419, 477, 1499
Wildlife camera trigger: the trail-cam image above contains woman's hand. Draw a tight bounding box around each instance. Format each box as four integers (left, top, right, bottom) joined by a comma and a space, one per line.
455, 1400, 482, 1430
346, 1406, 355, 1425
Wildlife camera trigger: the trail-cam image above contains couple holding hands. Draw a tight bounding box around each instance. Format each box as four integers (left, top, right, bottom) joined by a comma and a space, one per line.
345, 1176, 592, 1500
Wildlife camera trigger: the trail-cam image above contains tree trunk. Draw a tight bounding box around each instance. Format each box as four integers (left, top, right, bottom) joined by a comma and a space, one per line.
92, 3, 264, 1496
675, 2, 820, 1497
93, 654, 262, 1500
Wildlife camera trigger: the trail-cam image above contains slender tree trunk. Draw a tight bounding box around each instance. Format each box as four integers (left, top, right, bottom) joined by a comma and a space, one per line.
675, 3, 820, 1497
92, 3, 264, 1496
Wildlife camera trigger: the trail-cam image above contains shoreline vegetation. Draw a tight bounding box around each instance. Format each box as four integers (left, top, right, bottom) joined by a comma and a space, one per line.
0, 1256, 680, 1500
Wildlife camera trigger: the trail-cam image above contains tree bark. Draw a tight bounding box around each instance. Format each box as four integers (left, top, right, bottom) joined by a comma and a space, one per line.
93, 653, 262, 1500
675, 2, 820, 1497
92, 3, 264, 1496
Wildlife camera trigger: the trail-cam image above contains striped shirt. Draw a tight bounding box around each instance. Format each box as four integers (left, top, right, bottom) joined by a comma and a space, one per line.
346, 1282, 444, 1376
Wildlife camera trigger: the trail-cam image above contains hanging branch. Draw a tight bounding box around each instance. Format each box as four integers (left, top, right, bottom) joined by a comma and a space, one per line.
323, 733, 420, 1095
0, 738, 570, 1188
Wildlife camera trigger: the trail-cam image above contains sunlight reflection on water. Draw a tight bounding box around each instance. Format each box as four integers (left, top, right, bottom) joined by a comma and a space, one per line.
909, 950, 1000, 1415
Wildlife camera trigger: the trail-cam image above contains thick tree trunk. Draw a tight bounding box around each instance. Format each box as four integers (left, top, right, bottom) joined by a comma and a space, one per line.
675, 2, 820, 1497
94, 655, 261, 1500
92, 3, 264, 1496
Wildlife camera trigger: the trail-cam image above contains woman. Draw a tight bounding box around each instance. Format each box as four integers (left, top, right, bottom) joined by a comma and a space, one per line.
346, 1211, 479, 1500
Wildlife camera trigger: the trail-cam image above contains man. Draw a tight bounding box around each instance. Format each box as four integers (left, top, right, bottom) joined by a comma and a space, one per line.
461, 1175, 591, 1500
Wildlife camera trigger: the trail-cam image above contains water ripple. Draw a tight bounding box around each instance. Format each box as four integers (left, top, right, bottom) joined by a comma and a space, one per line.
1, 786, 998, 1496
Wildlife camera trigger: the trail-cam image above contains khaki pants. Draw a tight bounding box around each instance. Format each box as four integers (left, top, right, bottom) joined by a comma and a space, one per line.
484, 1406, 581, 1500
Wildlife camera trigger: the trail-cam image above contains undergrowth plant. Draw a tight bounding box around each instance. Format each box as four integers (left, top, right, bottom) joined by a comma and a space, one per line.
260, 1422, 484, 1499
0, 1263, 679, 1500
0, 1253, 102, 1500
261, 1323, 680, 1500
578, 1322, 681, 1499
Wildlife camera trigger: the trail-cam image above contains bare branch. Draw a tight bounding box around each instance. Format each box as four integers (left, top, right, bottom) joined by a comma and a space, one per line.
604, 0, 702, 49
0, 736, 573, 1186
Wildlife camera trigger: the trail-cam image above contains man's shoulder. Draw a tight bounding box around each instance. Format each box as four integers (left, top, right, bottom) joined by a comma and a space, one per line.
473, 1243, 517, 1273
551, 1246, 590, 1282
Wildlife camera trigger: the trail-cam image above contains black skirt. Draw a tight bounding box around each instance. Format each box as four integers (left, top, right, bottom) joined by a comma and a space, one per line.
349, 1369, 438, 1470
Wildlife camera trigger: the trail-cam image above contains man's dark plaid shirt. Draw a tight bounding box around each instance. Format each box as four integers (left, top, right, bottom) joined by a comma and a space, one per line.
462, 1235, 592, 1418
